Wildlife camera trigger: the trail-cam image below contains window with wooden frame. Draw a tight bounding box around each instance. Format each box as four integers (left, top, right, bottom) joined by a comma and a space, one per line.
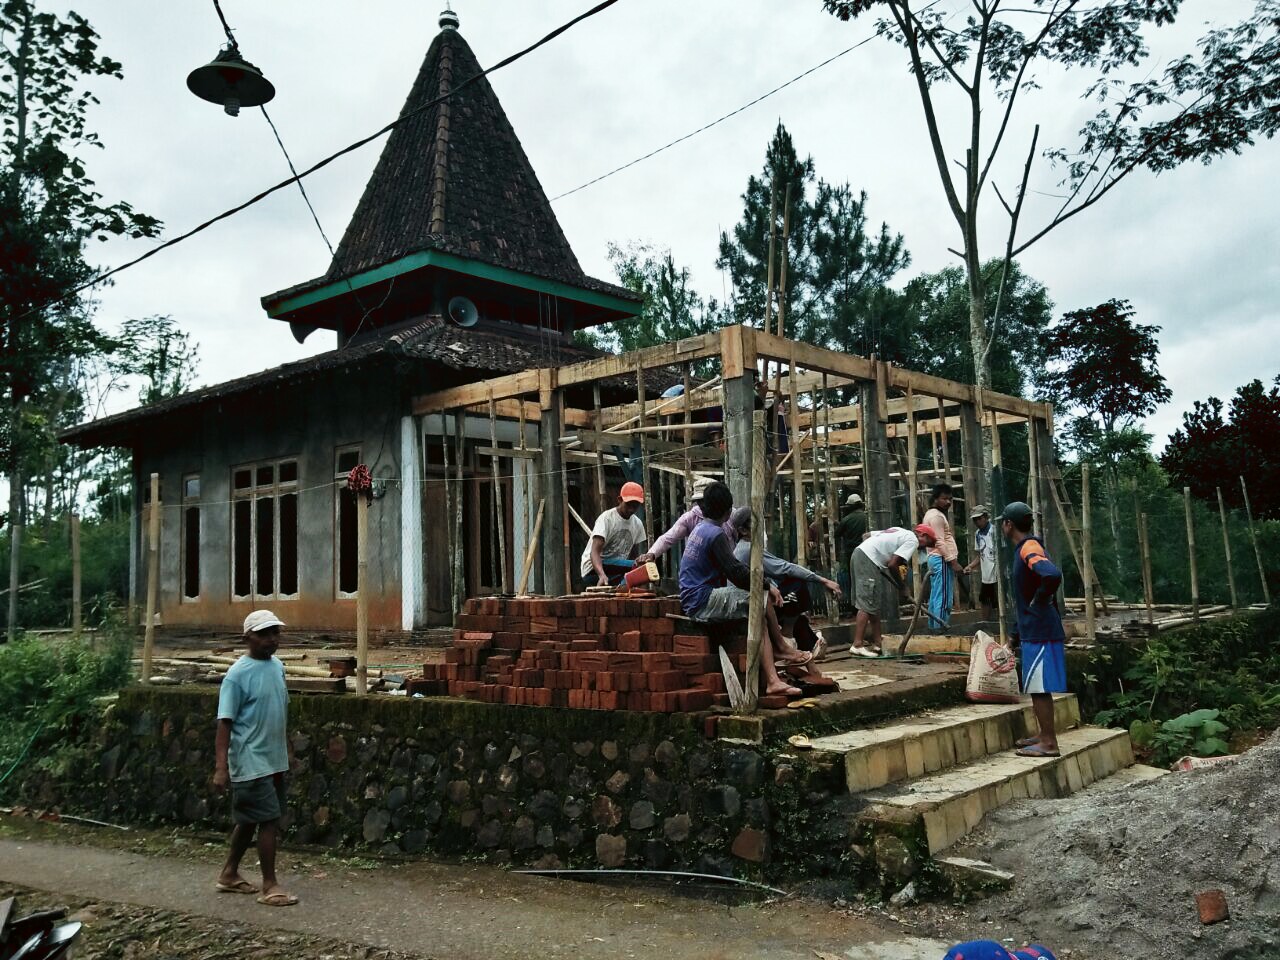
334, 446, 361, 598
231, 458, 299, 602
181, 475, 200, 601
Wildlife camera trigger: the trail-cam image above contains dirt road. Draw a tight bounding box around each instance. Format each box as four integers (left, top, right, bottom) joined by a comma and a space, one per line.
0, 825, 954, 960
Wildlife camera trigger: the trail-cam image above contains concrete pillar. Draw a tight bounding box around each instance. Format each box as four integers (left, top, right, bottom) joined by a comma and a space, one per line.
540, 394, 567, 596
400, 416, 424, 630
723, 371, 756, 508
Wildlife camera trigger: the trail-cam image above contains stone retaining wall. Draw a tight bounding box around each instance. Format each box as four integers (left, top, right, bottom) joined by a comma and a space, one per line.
20, 686, 880, 881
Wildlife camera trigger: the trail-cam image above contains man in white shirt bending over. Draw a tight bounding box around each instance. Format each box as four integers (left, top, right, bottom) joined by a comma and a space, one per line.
851, 525, 936, 657
580, 481, 648, 587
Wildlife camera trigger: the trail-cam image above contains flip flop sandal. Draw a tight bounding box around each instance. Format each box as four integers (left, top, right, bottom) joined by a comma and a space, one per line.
774, 651, 814, 670
851, 646, 882, 658
787, 734, 814, 750
1015, 744, 1060, 758
216, 880, 260, 894
1015, 736, 1041, 748
785, 697, 821, 709
256, 891, 299, 907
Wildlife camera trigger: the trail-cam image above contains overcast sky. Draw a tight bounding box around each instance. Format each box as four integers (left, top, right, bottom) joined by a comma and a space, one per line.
66, 0, 1278, 448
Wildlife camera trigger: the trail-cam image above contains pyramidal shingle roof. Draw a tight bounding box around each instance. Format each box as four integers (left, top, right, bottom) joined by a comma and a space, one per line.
265, 17, 634, 307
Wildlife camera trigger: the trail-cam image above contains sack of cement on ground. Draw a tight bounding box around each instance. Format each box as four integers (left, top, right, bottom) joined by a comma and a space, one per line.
948, 729, 1280, 960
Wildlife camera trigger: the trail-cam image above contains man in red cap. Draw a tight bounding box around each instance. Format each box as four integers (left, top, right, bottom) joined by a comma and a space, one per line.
850, 525, 936, 656
580, 482, 649, 587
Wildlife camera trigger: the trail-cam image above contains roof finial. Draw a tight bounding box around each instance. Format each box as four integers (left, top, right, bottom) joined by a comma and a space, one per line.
439, 7, 459, 31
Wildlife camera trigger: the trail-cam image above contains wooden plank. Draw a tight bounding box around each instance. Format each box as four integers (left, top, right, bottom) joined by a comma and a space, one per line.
751, 329, 876, 382
636, 363, 652, 543
789, 347, 807, 566
413, 368, 542, 415
592, 383, 606, 507
720, 325, 746, 380
286, 677, 347, 695
555, 332, 721, 388
744, 409, 768, 714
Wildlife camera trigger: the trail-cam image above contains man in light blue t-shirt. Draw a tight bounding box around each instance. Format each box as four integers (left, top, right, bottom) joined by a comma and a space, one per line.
212, 609, 296, 906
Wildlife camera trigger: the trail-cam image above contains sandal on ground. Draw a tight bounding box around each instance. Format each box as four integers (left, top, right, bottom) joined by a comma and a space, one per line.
1015, 744, 1060, 758
216, 880, 259, 894
851, 645, 882, 658
1015, 736, 1041, 748
811, 632, 829, 662
256, 891, 299, 907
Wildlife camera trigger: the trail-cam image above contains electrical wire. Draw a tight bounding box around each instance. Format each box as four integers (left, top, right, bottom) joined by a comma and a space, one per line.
549, 33, 878, 203
18, 0, 624, 323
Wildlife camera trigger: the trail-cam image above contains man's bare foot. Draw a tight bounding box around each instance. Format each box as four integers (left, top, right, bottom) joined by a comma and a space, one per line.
764, 682, 802, 697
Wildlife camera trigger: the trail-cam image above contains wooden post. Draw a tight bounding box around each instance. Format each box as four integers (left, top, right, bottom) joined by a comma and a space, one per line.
557, 391, 572, 592
1081, 463, 1096, 644
1240, 475, 1271, 604
142, 473, 160, 684
441, 417, 456, 615
516, 499, 546, 595
743, 410, 768, 714
636, 363, 652, 543
539, 375, 567, 596
762, 178, 778, 392
1139, 512, 1155, 624
1216, 487, 1238, 610
788, 350, 807, 566
959, 400, 985, 606
721, 328, 754, 506
906, 388, 922, 596
989, 410, 1009, 644
70, 512, 82, 637
1033, 418, 1058, 558
489, 394, 508, 594
682, 364, 694, 503
810, 389, 824, 571
1184, 486, 1199, 619
1027, 420, 1040, 535
861, 364, 895, 627
356, 491, 369, 694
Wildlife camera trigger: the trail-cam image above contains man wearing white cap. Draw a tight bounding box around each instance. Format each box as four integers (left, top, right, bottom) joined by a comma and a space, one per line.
212, 610, 297, 907
964, 504, 999, 620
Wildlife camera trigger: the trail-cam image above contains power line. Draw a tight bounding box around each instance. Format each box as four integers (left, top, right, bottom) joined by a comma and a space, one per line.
549, 34, 878, 202
23, 0, 623, 321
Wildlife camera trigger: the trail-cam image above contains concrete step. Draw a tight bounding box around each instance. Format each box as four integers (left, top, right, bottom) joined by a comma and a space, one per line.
859, 725, 1134, 855
809, 694, 1081, 792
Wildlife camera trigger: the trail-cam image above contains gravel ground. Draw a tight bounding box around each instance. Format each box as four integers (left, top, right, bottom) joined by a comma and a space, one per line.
914, 732, 1280, 959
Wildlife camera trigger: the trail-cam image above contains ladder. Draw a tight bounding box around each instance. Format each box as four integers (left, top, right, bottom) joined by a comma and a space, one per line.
1044, 465, 1109, 615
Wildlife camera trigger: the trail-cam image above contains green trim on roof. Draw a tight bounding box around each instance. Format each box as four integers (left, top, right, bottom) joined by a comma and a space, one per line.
265, 250, 640, 319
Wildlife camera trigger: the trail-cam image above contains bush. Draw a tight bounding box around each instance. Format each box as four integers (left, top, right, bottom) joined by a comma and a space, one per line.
1093, 608, 1280, 756
0, 616, 133, 797
1129, 709, 1231, 767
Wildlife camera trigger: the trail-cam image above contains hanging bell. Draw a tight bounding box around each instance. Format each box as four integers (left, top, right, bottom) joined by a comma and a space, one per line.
186, 45, 275, 117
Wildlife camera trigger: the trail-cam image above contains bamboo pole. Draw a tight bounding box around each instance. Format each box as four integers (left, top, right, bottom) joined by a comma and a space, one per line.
1082, 463, 1096, 644
516, 499, 547, 595
1240, 475, 1271, 604
1184, 486, 1199, 620
810, 388, 824, 573
788, 348, 806, 565
355, 491, 369, 694
489, 394, 508, 594
70, 512, 82, 637
682, 364, 694, 504
1139, 512, 1155, 624
557, 391, 572, 591
905, 387, 922, 596
1027, 421, 1040, 535
743, 410, 767, 714
1217, 486, 1238, 610
519, 401, 532, 563
636, 364, 652, 543
142, 473, 160, 684
763, 178, 778, 394
441, 416, 455, 614
777, 183, 792, 342
822, 376, 840, 623
592, 383, 606, 507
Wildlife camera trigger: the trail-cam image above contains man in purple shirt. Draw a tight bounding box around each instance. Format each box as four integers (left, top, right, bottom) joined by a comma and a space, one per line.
637, 477, 736, 567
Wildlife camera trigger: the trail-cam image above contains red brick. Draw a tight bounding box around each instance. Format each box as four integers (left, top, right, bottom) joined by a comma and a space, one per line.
695, 672, 727, 693
757, 694, 788, 709
648, 670, 686, 692
1197, 890, 1229, 925
677, 689, 713, 712
599, 691, 619, 710
596, 671, 614, 692
462, 631, 494, 643
569, 639, 600, 651
612, 617, 640, 635
673, 635, 713, 655
617, 630, 644, 652
702, 715, 719, 738
529, 617, 558, 634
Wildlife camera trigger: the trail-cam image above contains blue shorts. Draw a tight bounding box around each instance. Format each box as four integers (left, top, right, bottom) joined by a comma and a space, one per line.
1020, 641, 1066, 694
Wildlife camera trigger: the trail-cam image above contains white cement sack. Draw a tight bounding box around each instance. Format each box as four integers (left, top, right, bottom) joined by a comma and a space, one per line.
965, 629, 1021, 703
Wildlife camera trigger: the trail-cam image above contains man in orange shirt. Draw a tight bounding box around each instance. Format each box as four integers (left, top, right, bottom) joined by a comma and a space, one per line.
922, 484, 966, 633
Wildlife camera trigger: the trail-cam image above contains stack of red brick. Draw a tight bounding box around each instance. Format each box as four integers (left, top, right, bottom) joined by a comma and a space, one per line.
406, 596, 740, 712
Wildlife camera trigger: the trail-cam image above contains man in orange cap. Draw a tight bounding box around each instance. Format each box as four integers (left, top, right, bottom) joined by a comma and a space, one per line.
580, 481, 649, 587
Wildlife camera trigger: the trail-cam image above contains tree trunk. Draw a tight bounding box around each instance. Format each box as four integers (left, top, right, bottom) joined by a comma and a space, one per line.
7, 460, 21, 643
966, 255, 995, 507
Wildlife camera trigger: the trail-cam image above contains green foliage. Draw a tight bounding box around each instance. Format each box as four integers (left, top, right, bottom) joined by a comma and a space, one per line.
0, 620, 132, 794
0, 512, 129, 626
1163, 376, 1280, 521
1092, 611, 1280, 761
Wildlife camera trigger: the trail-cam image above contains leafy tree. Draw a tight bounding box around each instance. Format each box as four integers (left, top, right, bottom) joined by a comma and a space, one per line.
580, 243, 722, 355
716, 122, 909, 348
0, 0, 161, 638
112, 314, 200, 406
820, 0, 1280, 501
1163, 376, 1280, 519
